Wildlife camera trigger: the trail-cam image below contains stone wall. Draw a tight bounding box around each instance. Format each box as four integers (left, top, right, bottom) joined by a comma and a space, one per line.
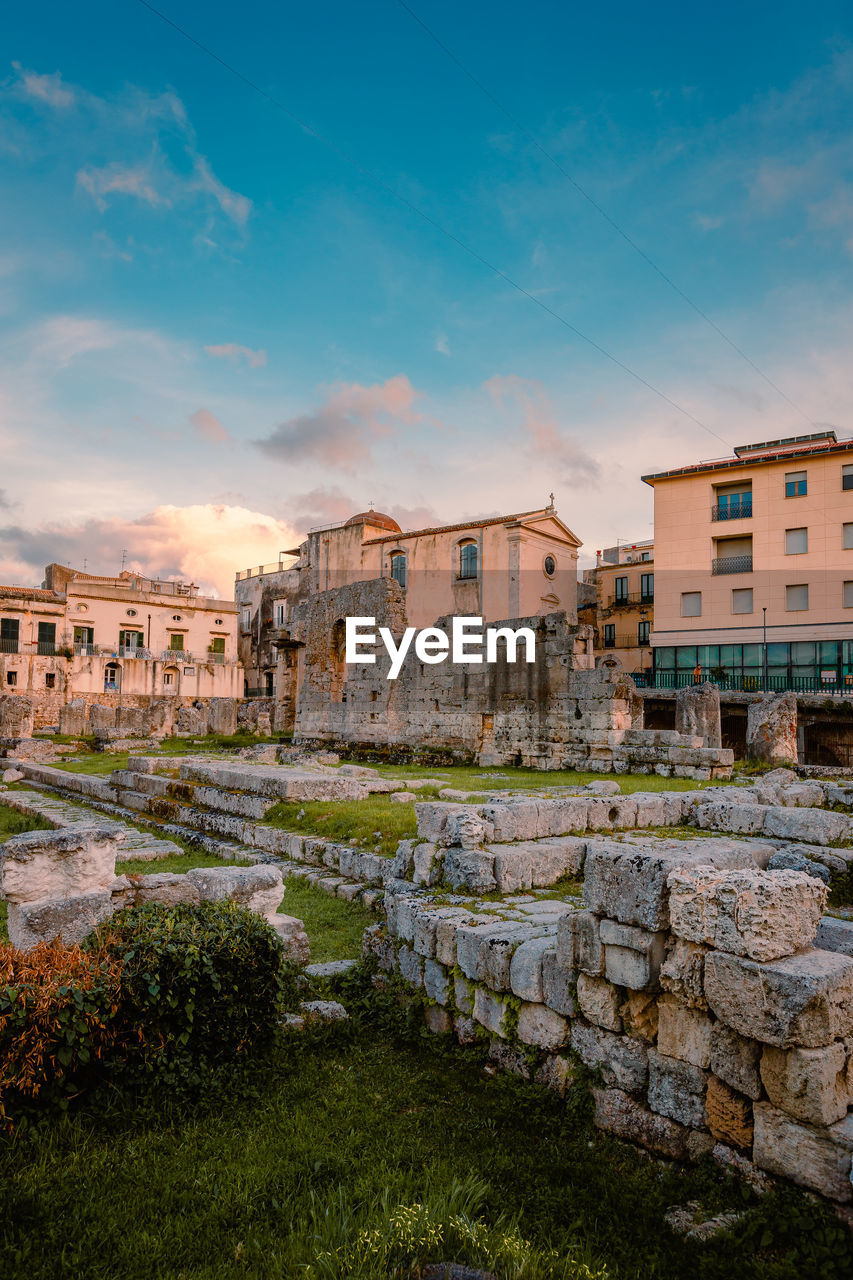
289, 580, 732, 778
376, 832, 853, 1205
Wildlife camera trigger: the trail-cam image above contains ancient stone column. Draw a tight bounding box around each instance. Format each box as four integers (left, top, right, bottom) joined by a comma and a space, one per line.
675, 681, 722, 748
746, 693, 797, 765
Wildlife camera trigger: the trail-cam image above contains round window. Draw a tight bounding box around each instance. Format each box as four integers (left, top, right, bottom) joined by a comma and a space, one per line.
76, 603, 88, 612
172, 614, 182, 622
126, 608, 137, 617
544, 555, 556, 578
215, 618, 223, 625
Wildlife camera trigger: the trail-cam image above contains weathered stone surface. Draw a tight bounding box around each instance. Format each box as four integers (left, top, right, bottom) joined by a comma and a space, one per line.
185, 864, 284, 916
747, 693, 797, 765
760, 1042, 850, 1126
705, 1076, 753, 1150
472, 987, 508, 1037
8, 890, 114, 950
592, 1087, 691, 1159
443, 847, 497, 894
126, 870, 199, 907
456, 920, 527, 988
577, 973, 622, 1031
648, 1050, 708, 1128
269, 913, 311, 962
454, 973, 474, 1015
541, 947, 576, 1016
766, 849, 832, 885
424, 957, 450, 1005
710, 1023, 763, 1100
398, 943, 424, 987
423, 1004, 453, 1035
660, 938, 708, 1009
509, 935, 553, 1002
619, 989, 659, 1042
656, 996, 713, 1068
487, 1039, 531, 1078
763, 806, 849, 846
299, 999, 348, 1023
753, 1103, 853, 1202
534, 1053, 576, 1096
490, 836, 585, 892
556, 909, 602, 975
1, 768, 23, 783
516, 1001, 568, 1050
600, 919, 667, 990
667, 866, 825, 961
0, 825, 122, 903
572, 1021, 648, 1094
704, 948, 853, 1048
675, 682, 721, 749
389, 790, 417, 805
815, 916, 853, 957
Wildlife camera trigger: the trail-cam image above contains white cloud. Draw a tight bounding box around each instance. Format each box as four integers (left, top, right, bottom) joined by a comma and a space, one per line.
434, 332, 451, 356
11, 61, 74, 109
204, 343, 267, 368
76, 159, 169, 211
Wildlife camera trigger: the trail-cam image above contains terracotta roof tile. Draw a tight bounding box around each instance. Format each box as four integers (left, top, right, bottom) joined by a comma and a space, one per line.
0, 584, 64, 602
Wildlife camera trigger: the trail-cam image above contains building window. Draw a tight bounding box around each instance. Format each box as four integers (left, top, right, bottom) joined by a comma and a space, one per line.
163, 671, 174, 686
126, 608, 138, 617
6, 670, 17, 686
785, 527, 808, 555
732, 588, 754, 615
713, 484, 752, 520
209, 636, 225, 660
119, 629, 143, 650
241, 608, 251, 630
264, 671, 275, 696
844, 582, 853, 609
640, 572, 654, 602
168, 634, 185, 651
458, 541, 478, 580
640, 552, 651, 561
614, 575, 628, 602
215, 618, 223, 626
274, 601, 287, 626
45, 672, 56, 689
389, 552, 407, 588
785, 470, 807, 497
786, 584, 809, 611
638, 620, 650, 645
681, 591, 702, 617
104, 662, 121, 692
1, 618, 20, 654
603, 624, 616, 648
543, 554, 556, 578
843, 465, 853, 491
844, 523, 853, 550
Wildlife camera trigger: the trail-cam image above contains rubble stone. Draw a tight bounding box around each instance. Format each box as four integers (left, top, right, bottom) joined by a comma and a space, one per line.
592, 1087, 691, 1159
746, 693, 797, 765
600, 918, 667, 989
0, 825, 122, 902
710, 1023, 763, 1100
572, 1021, 648, 1094
675, 682, 722, 749
660, 938, 708, 1009
556, 909, 602, 975
8, 890, 114, 950
516, 1002, 568, 1050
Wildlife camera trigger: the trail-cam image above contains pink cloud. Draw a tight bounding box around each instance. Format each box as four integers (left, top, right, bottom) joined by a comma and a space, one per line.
12, 62, 74, 109
190, 408, 228, 443
484, 375, 600, 483
204, 343, 266, 368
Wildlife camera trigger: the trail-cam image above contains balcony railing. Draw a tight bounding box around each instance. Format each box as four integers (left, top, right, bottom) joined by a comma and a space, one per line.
161, 649, 193, 663
712, 555, 753, 575
74, 643, 99, 657
711, 500, 753, 521
117, 645, 152, 659
1, 638, 20, 654
36, 641, 56, 656
636, 670, 853, 696
607, 591, 654, 609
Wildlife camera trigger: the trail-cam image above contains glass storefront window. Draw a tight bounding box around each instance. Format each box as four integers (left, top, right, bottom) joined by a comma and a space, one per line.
676, 647, 698, 670
820, 641, 840, 665
791, 641, 816, 665
742, 644, 762, 668
767, 643, 788, 666
654, 647, 675, 669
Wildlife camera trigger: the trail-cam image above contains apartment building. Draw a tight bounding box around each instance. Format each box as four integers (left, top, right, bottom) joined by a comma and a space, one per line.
581, 540, 654, 674
643, 431, 853, 689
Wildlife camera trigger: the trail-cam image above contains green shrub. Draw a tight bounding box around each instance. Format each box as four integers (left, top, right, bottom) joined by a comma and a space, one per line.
0, 940, 122, 1130
86, 900, 293, 1087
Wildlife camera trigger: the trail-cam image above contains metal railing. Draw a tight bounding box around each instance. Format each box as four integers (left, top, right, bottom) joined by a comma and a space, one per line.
606, 591, 654, 609
235, 558, 296, 581
161, 648, 192, 663
116, 645, 152, 659
36, 641, 56, 656
637, 671, 853, 695
74, 643, 99, 657
711, 555, 753, 575
208, 650, 226, 663
1, 638, 20, 654
711, 500, 753, 521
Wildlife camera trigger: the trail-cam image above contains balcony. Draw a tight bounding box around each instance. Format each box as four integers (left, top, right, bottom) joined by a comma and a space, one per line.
712, 555, 753, 575
711, 499, 753, 521
161, 649, 193, 663
1, 638, 19, 654
36, 641, 56, 656
607, 591, 654, 609
74, 643, 99, 657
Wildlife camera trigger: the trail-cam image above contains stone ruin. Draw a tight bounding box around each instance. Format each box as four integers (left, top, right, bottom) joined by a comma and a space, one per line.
0, 824, 309, 961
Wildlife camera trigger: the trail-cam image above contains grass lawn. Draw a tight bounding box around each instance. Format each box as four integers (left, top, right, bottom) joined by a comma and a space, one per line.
0, 1030, 847, 1280
265, 795, 421, 857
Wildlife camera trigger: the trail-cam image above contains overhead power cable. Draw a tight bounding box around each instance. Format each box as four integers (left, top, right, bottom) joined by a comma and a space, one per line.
393, 0, 815, 430
133, 0, 731, 448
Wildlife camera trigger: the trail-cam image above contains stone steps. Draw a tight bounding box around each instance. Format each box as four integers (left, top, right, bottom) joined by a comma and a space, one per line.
2, 788, 184, 861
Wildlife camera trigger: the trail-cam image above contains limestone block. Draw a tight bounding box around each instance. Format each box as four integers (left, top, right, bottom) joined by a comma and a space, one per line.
572, 1020, 648, 1094
398, 944, 424, 987
556, 909, 602, 975
128, 871, 200, 906
413, 906, 467, 959
747, 693, 797, 765
206, 697, 238, 736
454, 973, 474, 1014
390, 790, 417, 805
443, 847, 497, 893
424, 958, 450, 1005
2, 768, 23, 783
517, 1001, 568, 1050
660, 938, 709, 1009
667, 866, 826, 961
454, 1014, 479, 1045
577, 973, 622, 1032
534, 1054, 576, 1096
8, 890, 114, 950
619, 990, 659, 1042
692, 802, 768, 836
390, 839, 416, 879
269, 914, 311, 963
424, 1004, 453, 1035
592, 1087, 691, 1160
763, 807, 849, 846
541, 948, 576, 1016
58, 698, 87, 737
509, 935, 554, 1002
815, 916, 853, 957
753, 1103, 853, 1202
0, 825, 123, 903
710, 1023, 763, 1099
185, 864, 284, 917
474, 925, 545, 990
412, 842, 443, 887
472, 986, 508, 1038
490, 836, 586, 893
488, 1039, 532, 1078
0, 695, 35, 738
766, 849, 831, 885
675, 682, 722, 748
705, 1076, 753, 1150
760, 1042, 850, 1125
704, 948, 853, 1048
600, 919, 667, 990
647, 1050, 708, 1129
656, 995, 713, 1068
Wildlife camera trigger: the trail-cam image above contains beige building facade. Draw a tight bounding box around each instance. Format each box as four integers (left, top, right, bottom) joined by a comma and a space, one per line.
644, 431, 853, 689
581, 540, 654, 674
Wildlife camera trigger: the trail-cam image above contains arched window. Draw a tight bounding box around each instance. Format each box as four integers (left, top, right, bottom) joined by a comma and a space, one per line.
104, 662, 121, 692
389, 551, 407, 588
458, 540, 478, 580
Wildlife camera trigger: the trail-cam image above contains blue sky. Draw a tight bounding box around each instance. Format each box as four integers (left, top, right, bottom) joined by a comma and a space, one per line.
2, 0, 853, 593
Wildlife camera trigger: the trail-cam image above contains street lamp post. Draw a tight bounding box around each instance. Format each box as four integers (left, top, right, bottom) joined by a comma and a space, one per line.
762, 607, 767, 692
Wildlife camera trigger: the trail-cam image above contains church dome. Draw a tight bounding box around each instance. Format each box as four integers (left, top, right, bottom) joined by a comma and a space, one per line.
345, 510, 401, 533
